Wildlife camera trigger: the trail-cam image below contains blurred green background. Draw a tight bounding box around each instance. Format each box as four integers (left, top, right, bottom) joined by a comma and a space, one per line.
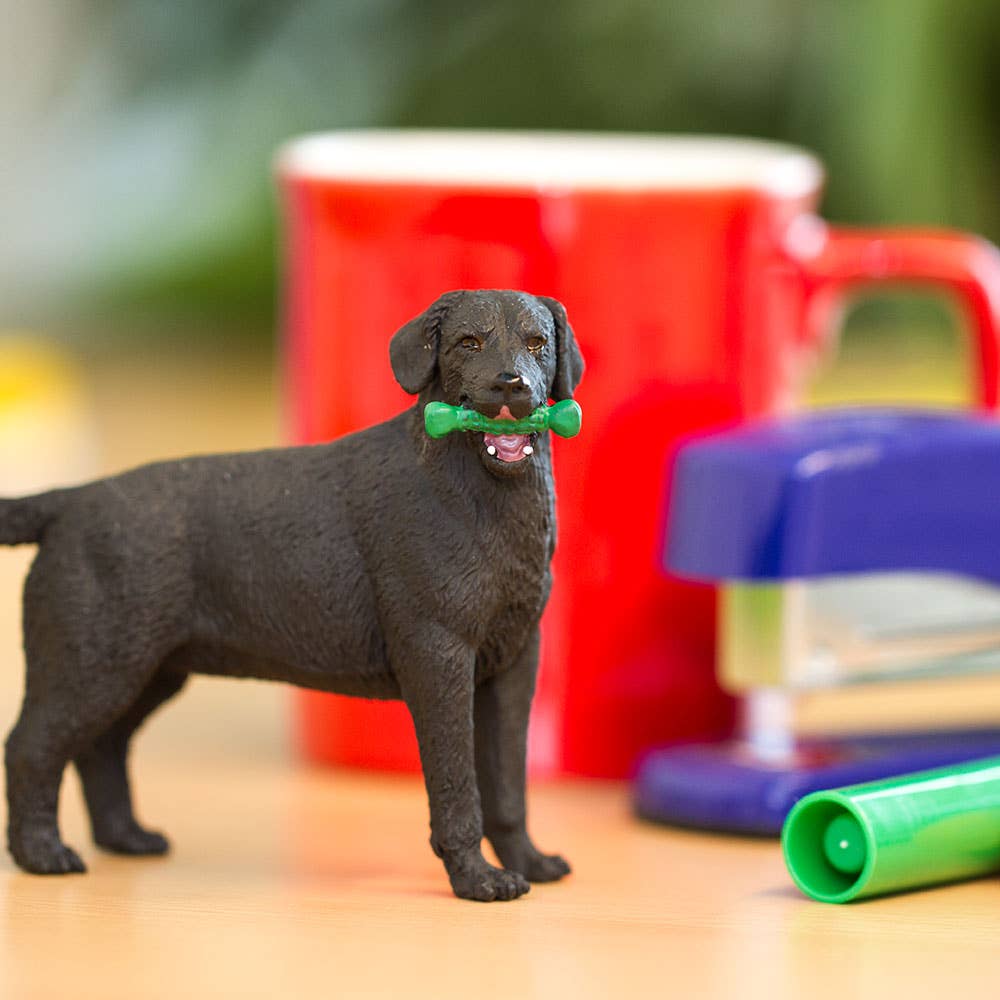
2, 0, 998, 371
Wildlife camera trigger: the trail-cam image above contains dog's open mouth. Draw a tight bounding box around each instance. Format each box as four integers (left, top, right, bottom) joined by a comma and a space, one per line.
483, 431, 535, 463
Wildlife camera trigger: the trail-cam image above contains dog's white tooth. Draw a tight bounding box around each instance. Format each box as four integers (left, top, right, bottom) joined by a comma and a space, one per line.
487, 445, 497, 456
523, 445, 534, 456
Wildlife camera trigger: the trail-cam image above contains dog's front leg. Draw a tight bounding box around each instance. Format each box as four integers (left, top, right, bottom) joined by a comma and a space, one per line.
398, 629, 530, 902
474, 629, 571, 884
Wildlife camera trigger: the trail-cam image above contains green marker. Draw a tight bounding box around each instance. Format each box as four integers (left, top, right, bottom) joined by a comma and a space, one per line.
424, 400, 583, 440
782, 756, 1000, 903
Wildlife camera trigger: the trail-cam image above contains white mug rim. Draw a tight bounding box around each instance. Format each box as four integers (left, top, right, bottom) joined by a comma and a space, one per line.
276, 129, 824, 198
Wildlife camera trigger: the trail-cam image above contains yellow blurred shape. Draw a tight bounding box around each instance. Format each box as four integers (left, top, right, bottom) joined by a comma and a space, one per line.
0, 332, 97, 495
0, 334, 84, 409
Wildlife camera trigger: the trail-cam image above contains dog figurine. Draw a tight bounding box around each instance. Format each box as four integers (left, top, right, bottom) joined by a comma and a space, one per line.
1, 289, 583, 902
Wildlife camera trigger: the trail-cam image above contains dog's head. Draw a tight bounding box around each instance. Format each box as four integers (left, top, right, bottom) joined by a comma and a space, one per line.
390, 290, 584, 477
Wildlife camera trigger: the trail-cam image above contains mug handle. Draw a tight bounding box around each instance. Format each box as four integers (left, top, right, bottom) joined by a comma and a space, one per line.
785, 219, 1000, 410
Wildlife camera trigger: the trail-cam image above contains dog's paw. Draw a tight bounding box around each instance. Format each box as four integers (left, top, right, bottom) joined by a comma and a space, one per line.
445, 851, 531, 902
490, 832, 572, 883
517, 850, 571, 883
452, 865, 530, 902
10, 832, 87, 875
95, 821, 170, 856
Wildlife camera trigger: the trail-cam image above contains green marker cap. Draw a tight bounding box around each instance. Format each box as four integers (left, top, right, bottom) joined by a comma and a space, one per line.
782, 755, 1000, 903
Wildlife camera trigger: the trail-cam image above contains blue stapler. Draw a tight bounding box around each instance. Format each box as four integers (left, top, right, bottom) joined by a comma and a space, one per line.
634, 408, 1000, 835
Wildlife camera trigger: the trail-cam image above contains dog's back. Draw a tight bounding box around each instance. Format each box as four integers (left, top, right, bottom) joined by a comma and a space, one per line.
3, 416, 422, 694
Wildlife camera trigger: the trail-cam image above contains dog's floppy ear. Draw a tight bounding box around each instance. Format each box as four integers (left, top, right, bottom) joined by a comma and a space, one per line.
389, 291, 463, 395
537, 296, 584, 401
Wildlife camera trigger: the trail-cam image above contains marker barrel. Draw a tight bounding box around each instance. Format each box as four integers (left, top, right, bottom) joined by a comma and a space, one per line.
781, 755, 1000, 902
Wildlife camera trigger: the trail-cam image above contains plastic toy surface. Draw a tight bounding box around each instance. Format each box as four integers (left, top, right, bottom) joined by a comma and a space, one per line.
782, 755, 1000, 902
424, 399, 582, 441
668, 408, 1000, 585
671, 408, 1000, 693
635, 727, 1000, 836
0, 289, 582, 902
636, 408, 1000, 834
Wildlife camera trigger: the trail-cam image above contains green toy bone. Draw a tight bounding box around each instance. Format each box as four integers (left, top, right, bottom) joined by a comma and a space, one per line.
424, 399, 583, 440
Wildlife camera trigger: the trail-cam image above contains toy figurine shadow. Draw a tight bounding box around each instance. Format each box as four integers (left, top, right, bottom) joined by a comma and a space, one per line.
0, 289, 583, 902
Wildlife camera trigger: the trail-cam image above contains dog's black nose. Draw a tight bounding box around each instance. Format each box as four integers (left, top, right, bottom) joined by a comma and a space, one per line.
493, 373, 530, 398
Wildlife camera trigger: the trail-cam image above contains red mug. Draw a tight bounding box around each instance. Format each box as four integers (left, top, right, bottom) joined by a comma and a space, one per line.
277, 130, 1000, 778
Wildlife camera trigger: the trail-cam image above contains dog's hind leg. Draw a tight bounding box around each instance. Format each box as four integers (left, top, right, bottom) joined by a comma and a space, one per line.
4, 699, 89, 874
6, 658, 163, 875
74, 667, 188, 856
6, 653, 167, 874
6, 616, 169, 875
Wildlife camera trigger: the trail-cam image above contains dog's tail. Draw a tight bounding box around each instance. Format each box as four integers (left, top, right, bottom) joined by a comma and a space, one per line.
0, 491, 66, 546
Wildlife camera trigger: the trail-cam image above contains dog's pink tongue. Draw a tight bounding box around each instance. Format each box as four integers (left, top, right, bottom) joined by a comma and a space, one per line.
486, 405, 528, 462
484, 431, 529, 463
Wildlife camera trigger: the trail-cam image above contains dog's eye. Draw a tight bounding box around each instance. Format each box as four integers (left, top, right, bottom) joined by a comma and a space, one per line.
526, 336, 547, 352
460, 336, 483, 351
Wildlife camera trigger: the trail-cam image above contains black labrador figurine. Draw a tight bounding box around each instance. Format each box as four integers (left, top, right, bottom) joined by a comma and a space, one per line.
1, 289, 584, 902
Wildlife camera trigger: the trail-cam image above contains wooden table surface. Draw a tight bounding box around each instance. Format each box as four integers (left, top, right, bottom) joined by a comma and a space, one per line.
1, 344, 1000, 998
